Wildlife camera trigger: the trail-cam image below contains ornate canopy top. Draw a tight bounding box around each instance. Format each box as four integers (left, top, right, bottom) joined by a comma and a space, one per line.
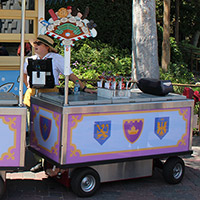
39, 6, 97, 46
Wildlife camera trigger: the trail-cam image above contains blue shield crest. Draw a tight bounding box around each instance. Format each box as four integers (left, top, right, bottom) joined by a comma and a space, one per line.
40, 115, 52, 141
154, 117, 169, 139
94, 121, 111, 145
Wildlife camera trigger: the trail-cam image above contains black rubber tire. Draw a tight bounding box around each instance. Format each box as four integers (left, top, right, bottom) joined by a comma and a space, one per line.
70, 167, 100, 197
163, 156, 185, 184
153, 158, 164, 169
43, 160, 53, 175
0, 176, 5, 199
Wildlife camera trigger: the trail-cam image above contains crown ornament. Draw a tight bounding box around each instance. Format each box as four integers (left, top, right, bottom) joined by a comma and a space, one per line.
127, 126, 139, 135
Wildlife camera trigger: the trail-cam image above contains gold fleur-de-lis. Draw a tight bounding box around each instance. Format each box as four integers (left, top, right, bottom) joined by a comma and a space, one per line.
96, 124, 109, 140
72, 115, 79, 124
7, 117, 16, 127
157, 121, 167, 136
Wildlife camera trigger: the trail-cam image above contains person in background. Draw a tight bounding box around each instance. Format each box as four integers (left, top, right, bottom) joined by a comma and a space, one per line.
0, 43, 9, 56
17, 42, 32, 56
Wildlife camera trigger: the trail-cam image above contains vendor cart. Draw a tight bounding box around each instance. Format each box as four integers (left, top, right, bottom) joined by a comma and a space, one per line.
29, 89, 193, 197
25, 4, 194, 198
0, 93, 26, 198
0, 0, 27, 198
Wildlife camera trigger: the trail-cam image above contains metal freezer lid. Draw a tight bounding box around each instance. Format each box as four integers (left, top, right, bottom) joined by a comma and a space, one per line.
110, 89, 187, 103
128, 89, 187, 103
39, 92, 112, 105
68, 93, 112, 105
38, 89, 188, 106
0, 92, 18, 106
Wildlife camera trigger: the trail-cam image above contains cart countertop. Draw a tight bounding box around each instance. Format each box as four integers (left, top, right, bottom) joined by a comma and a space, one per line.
0, 92, 18, 106
37, 89, 188, 106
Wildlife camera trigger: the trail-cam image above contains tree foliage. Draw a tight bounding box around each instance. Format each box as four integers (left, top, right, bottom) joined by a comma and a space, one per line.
46, 0, 132, 50
46, 0, 200, 52
156, 0, 200, 45
47, 0, 200, 86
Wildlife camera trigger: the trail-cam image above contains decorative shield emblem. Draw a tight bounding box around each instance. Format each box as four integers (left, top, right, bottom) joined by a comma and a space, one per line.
94, 121, 111, 145
39, 115, 52, 141
154, 117, 169, 139
123, 119, 144, 144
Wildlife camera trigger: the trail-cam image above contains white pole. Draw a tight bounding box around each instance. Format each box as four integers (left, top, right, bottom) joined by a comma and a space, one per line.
64, 45, 71, 106
19, 0, 26, 106
38, 0, 45, 34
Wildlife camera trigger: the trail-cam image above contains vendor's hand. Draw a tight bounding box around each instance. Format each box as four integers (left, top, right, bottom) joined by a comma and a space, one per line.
85, 88, 97, 94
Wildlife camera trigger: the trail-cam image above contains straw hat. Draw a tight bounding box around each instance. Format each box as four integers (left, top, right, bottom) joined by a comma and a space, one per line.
29, 34, 57, 52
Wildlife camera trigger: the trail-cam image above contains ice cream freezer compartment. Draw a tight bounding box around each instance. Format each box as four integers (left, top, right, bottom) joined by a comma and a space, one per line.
29, 92, 193, 167
0, 92, 18, 106
0, 106, 26, 169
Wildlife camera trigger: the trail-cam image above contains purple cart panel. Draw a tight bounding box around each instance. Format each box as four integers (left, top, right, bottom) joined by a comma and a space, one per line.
66, 107, 191, 164
0, 115, 22, 167
30, 104, 61, 163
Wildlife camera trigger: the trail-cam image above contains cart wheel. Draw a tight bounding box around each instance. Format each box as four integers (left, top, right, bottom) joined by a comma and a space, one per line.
71, 167, 100, 197
0, 176, 5, 199
43, 160, 53, 175
153, 158, 163, 169
163, 156, 185, 184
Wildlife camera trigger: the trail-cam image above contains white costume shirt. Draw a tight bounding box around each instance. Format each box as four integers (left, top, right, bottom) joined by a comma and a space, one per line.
24, 52, 72, 85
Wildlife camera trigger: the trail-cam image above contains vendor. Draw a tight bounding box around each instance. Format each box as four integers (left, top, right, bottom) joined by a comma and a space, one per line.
23, 34, 95, 107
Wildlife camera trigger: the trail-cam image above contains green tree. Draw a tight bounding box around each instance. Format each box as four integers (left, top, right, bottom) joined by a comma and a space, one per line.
46, 0, 132, 50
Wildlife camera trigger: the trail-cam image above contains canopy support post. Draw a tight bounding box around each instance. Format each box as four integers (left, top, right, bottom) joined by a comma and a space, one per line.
64, 45, 71, 106
19, 0, 26, 107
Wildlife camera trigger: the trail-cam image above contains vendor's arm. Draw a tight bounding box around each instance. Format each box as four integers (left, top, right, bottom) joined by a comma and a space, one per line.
69, 73, 96, 93
23, 57, 31, 88
23, 73, 30, 88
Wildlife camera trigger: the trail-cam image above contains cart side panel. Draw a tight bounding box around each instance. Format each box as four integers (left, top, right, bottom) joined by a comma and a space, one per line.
30, 104, 61, 163
66, 106, 192, 165
0, 107, 26, 167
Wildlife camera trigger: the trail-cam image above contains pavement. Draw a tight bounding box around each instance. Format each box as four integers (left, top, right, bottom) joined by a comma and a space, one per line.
1, 135, 200, 200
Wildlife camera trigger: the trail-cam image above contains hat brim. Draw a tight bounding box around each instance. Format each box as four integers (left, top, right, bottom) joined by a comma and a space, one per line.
29, 38, 57, 53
